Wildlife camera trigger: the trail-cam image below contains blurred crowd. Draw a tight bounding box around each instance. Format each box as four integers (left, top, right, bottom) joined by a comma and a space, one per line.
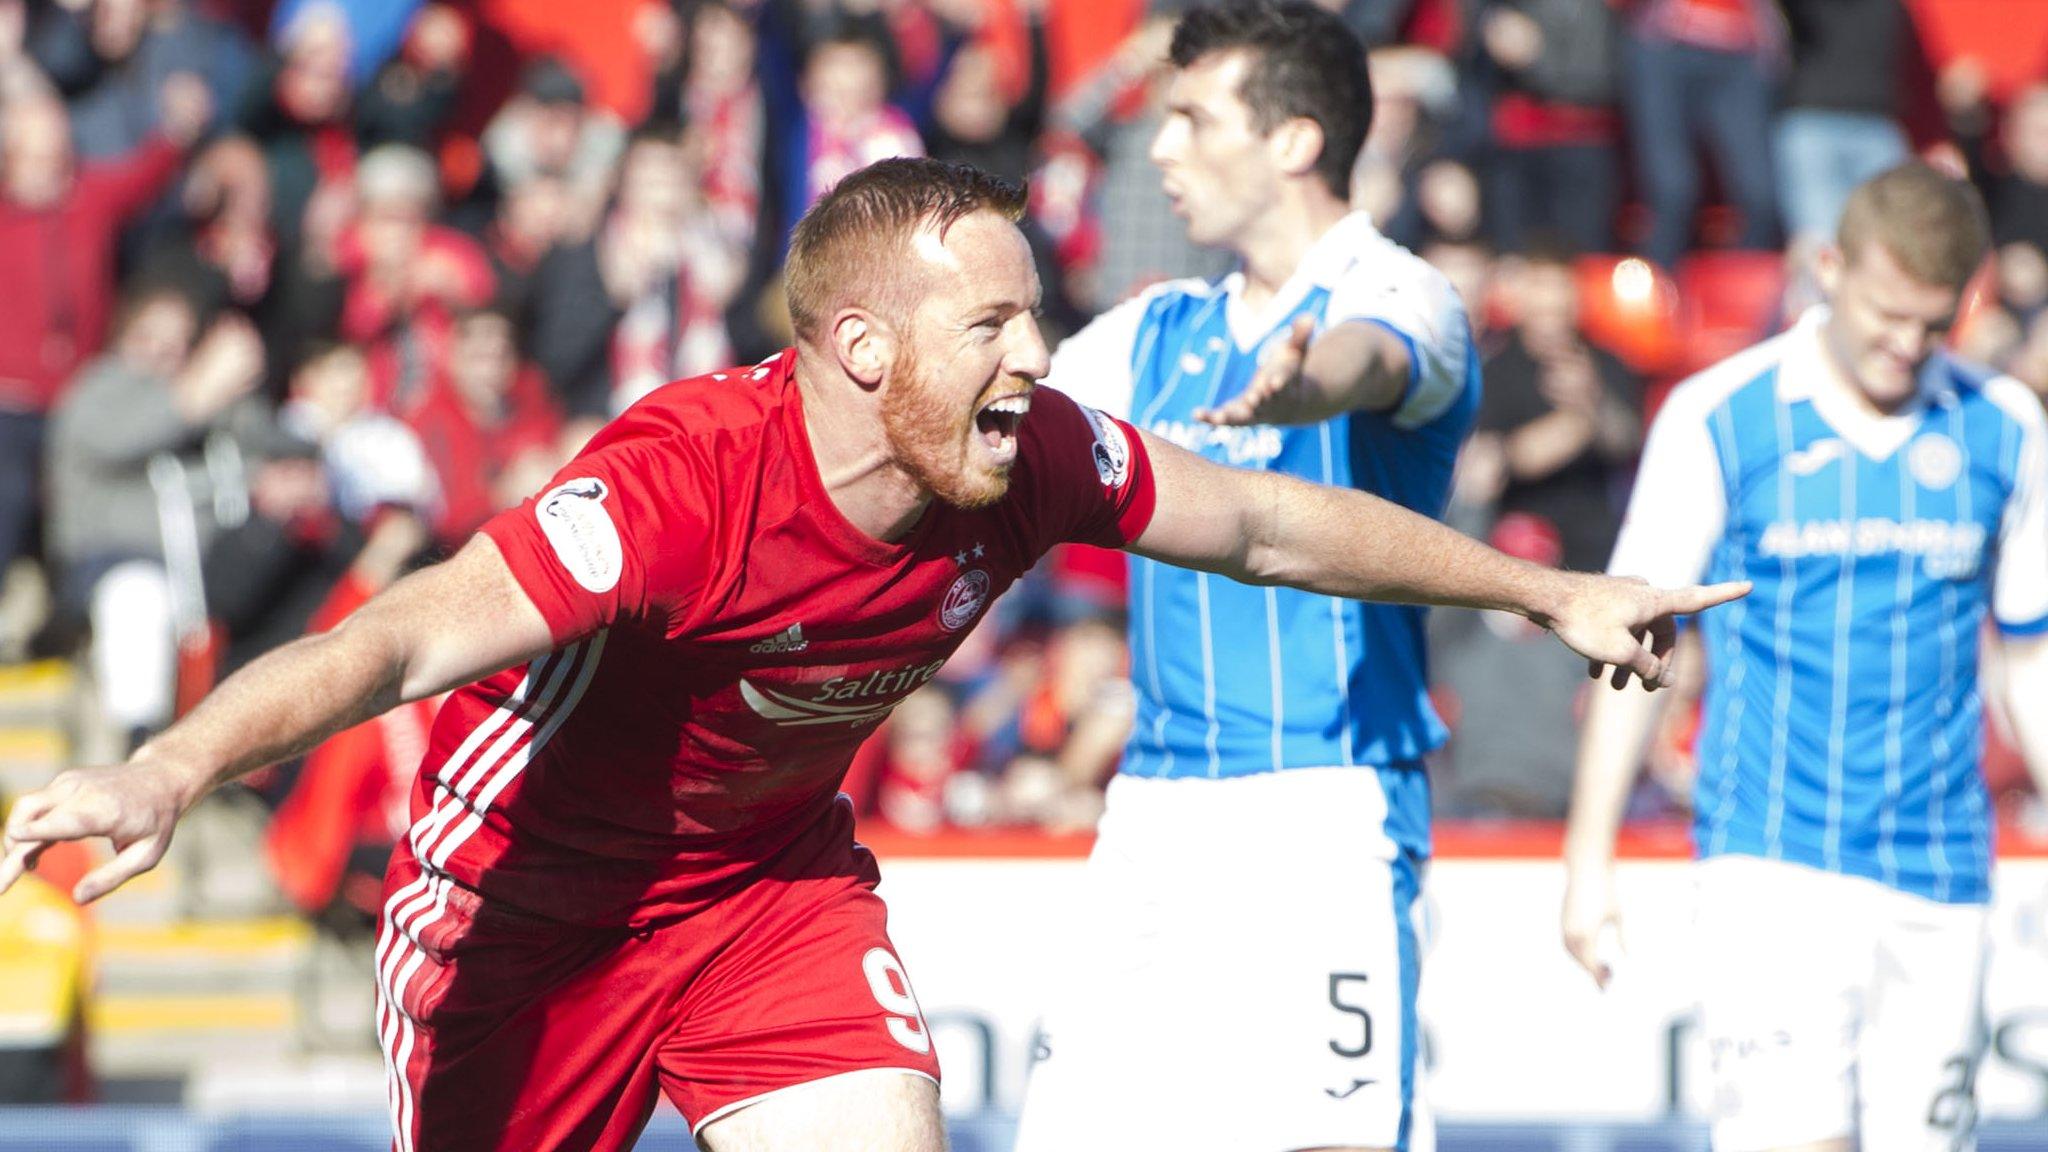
0, 0, 2045, 943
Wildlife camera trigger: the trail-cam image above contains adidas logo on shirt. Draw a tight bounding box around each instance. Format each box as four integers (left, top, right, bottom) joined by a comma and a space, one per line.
749, 623, 810, 654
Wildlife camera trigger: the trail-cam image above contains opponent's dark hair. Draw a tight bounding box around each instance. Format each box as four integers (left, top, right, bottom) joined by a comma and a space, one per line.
1170, 0, 1372, 199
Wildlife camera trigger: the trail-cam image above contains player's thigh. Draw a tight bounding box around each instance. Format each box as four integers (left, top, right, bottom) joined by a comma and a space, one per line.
1857, 893, 1989, 1152
656, 868, 943, 1137
1693, 857, 1865, 1152
378, 854, 670, 1152
696, 1068, 943, 1152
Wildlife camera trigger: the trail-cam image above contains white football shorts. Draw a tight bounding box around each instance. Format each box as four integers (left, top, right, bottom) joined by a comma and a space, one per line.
1013, 766, 1433, 1152
1694, 854, 1989, 1152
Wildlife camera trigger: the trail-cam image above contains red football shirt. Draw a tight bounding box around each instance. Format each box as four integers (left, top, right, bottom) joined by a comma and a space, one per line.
408, 350, 1156, 925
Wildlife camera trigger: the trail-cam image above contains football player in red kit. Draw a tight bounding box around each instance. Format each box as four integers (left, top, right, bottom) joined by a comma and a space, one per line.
0, 158, 1744, 1152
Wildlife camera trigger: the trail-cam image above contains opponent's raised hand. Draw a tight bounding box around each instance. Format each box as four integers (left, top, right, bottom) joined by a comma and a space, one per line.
1544, 574, 1750, 691
0, 761, 203, 904
1195, 313, 1315, 427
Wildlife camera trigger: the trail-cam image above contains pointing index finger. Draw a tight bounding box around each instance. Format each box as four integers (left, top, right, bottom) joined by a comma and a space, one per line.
1660, 580, 1753, 617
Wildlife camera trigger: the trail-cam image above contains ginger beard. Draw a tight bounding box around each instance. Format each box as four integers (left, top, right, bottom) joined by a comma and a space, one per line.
881, 341, 1032, 510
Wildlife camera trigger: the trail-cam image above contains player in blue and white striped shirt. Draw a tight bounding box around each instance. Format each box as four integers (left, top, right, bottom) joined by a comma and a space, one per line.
1019, 4, 1478, 1150
1563, 164, 2048, 1152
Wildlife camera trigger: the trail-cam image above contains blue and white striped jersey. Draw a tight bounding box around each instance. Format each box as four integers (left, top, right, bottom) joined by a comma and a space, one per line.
1611, 309, 2048, 904
1049, 212, 1481, 779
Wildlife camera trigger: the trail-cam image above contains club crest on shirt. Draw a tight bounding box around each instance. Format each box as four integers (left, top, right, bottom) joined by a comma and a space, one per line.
939, 568, 991, 632
1908, 434, 1962, 491
536, 477, 623, 593
1081, 406, 1131, 489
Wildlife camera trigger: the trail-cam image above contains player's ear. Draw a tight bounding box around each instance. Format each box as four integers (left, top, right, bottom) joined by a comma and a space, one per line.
1813, 242, 1845, 299
1270, 117, 1324, 181
830, 308, 893, 390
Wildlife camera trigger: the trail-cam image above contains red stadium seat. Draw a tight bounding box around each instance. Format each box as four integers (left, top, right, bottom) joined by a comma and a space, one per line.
1675, 251, 1787, 376
1574, 254, 1684, 376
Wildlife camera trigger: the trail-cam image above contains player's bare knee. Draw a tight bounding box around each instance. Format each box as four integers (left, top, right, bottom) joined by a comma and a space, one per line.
696, 1069, 943, 1152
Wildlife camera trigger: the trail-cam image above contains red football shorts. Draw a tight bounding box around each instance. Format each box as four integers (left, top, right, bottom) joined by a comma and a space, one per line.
373, 809, 941, 1152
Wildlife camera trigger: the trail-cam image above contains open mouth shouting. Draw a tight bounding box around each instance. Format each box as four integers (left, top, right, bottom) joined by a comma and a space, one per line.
973, 388, 1033, 465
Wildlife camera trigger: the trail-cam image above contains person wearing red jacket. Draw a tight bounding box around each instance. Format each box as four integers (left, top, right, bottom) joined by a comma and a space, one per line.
0, 79, 208, 610
405, 307, 567, 546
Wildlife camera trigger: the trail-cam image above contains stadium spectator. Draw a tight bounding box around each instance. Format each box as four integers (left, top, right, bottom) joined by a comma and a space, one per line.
136, 135, 281, 330
0, 81, 206, 627
1051, 16, 1230, 308
922, 0, 1048, 185
206, 340, 437, 676
1429, 512, 1586, 819
1353, 45, 1462, 249
405, 307, 566, 546
478, 55, 624, 244
347, 2, 469, 153
1339, 0, 1429, 49
1422, 233, 1498, 343
43, 290, 270, 745
1472, 0, 1623, 254
1952, 84, 2048, 321
1413, 153, 1483, 244
1773, 0, 1936, 248
235, 3, 464, 253
984, 611, 1131, 832
1478, 242, 1642, 573
670, 0, 766, 252
867, 685, 972, 834
527, 125, 739, 427
2009, 310, 2048, 396
234, 3, 352, 252
26, 0, 251, 160
1622, 0, 1780, 267
332, 143, 493, 415
475, 169, 568, 321
267, 0, 421, 89
796, 23, 924, 206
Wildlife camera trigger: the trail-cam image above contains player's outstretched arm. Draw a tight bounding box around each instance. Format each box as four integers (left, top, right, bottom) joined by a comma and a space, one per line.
0, 535, 555, 904
1192, 315, 1412, 427
1126, 428, 1748, 688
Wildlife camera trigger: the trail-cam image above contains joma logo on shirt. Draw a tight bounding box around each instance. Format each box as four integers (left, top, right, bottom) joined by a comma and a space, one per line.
739, 659, 947, 727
